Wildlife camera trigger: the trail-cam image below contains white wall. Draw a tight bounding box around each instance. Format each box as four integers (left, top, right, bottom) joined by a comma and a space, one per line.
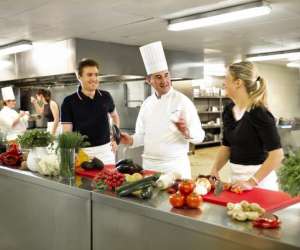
255, 63, 300, 119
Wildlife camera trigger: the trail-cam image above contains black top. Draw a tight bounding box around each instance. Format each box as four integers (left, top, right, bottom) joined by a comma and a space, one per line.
222, 102, 281, 165
43, 103, 54, 122
61, 87, 115, 147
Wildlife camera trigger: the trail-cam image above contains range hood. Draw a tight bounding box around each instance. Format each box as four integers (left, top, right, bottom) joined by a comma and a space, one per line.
0, 38, 203, 84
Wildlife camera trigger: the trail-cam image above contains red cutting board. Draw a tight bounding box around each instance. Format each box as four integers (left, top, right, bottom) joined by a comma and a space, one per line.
203, 187, 300, 212
76, 164, 157, 179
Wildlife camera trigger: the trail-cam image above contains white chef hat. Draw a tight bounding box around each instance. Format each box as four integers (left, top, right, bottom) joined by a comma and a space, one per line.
139, 41, 168, 75
1, 86, 15, 101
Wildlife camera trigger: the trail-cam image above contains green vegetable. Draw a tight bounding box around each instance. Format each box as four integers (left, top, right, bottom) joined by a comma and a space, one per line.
116, 173, 160, 197
278, 150, 300, 197
17, 129, 53, 148
117, 181, 154, 197
140, 186, 153, 199
56, 132, 89, 152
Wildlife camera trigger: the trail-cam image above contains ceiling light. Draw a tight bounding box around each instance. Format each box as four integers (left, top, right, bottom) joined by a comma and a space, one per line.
167, 1, 271, 31
0, 40, 33, 56
287, 62, 300, 68
246, 49, 300, 62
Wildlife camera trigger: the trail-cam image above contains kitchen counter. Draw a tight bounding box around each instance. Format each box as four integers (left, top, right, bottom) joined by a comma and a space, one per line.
0, 166, 299, 250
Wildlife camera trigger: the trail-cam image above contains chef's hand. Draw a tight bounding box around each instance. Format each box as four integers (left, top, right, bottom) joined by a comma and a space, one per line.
120, 132, 133, 145
174, 117, 190, 139
210, 167, 220, 179
231, 180, 256, 191
110, 140, 117, 153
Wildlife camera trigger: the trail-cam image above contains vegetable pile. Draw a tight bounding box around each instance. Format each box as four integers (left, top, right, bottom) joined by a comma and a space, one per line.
169, 180, 203, 209
227, 200, 265, 221
0, 144, 22, 167
93, 169, 125, 191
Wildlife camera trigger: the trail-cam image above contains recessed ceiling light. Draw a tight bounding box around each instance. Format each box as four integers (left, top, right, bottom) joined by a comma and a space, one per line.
246, 49, 300, 62
167, 1, 271, 31
0, 40, 33, 56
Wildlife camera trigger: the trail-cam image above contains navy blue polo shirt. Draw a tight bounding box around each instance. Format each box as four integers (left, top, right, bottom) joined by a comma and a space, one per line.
61, 87, 115, 147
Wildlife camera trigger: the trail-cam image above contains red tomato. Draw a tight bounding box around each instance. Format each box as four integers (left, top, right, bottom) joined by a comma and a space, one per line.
169, 192, 185, 208
179, 180, 195, 196
186, 192, 202, 209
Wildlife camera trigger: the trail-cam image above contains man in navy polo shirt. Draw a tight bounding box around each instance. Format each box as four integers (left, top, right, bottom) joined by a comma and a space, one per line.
61, 59, 120, 164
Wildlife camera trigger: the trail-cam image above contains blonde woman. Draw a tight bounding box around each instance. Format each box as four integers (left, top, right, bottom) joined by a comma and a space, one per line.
210, 62, 284, 191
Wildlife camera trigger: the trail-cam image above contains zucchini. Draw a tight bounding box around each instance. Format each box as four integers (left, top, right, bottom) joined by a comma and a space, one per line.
140, 186, 153, 199
117, 174, 160, 196
116, 174, 159, 192
117, 181, 154, 197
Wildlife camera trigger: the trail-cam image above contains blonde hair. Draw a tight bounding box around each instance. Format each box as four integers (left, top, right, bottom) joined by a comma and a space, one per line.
229, 61, 267, 109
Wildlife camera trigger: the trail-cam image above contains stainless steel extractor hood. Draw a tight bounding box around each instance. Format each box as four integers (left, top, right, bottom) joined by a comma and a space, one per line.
0, 38, 203, 84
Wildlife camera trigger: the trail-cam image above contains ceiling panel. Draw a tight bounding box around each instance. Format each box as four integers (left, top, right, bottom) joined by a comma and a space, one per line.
0, 0, 299, 65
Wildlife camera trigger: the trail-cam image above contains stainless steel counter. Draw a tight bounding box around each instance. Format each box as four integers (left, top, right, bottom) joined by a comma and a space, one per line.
0, 166, 91, 250
92, 191, 300, 250
1, 166, 299, 250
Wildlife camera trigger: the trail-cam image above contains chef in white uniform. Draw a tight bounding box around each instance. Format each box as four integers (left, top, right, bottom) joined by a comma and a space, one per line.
0, 86, 29, 142
121, 41, 205, 178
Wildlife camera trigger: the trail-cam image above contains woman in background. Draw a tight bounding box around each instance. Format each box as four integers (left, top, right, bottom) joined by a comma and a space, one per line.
210, 61, 284, 191
31, 89, 60, 136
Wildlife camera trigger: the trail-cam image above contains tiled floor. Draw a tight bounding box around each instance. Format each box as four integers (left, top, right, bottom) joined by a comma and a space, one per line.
189, 146, 230, 181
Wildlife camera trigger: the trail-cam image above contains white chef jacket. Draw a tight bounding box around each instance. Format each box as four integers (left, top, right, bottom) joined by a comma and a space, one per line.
0, 107, 28, 141
132, 88, 205, 178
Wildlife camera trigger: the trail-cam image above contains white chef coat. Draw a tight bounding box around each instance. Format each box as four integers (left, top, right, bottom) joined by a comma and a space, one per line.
132, 88, 205, 178
0, 106, 28, 141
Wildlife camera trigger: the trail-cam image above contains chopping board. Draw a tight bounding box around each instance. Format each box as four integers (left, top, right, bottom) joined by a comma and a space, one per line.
203, 187, 300, 212
76, 164, 157, 179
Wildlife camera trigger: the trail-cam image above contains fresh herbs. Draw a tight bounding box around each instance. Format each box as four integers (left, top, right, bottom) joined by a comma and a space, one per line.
17, 129, 53, 148
57, 132, 89, 181
278, 150, 300, 197
56, 132, 89, 150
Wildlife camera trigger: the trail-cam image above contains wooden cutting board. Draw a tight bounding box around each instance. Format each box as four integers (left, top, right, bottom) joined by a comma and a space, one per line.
203, 187, 300, 212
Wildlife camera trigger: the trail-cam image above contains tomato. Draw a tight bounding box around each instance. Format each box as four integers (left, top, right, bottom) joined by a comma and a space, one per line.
179, 180, 195, 196
169, 192, 185, 208
186, 192, 202, 209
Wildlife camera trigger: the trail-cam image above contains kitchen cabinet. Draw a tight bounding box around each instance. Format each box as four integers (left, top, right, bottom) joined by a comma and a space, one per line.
1, 166, 299, 250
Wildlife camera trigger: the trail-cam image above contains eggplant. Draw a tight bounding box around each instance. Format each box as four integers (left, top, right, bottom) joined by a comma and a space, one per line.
91, 157, 104, 170
116, 159, 134, 167
81, 158, 104, 170
133, 163, 143, 172
81, 161, 94, 170
116, 163, 143, 174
